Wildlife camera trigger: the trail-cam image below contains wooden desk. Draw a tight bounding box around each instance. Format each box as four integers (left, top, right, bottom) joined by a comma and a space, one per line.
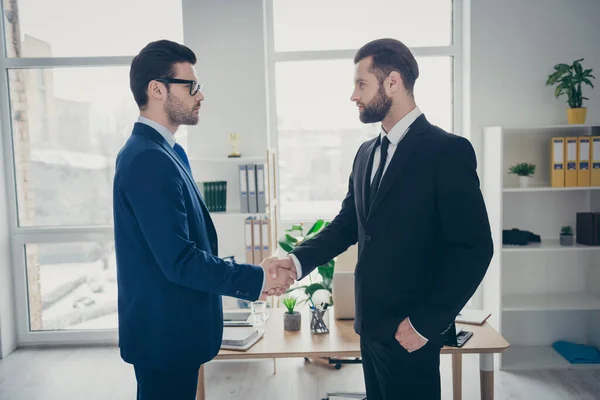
197, 309, 509, 400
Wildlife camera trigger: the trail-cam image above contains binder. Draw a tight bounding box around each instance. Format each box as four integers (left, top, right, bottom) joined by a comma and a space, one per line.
591, 137, 600, 186
260, 217, 270, 260
577, 137, 591, 186
256, 164, 266, 213
564, 137, 578, 187
244, 217, 254, 263
252, 217, 262, 263
247, 164, 258, 213
239, 165, 249, 213
550, 137, 565, 187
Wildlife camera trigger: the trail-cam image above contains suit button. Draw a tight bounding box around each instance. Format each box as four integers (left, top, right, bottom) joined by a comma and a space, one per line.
365, 235, 371, 242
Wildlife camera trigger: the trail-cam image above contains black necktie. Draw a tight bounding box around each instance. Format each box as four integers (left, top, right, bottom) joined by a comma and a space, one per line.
173, 142, 192, 173
369, 136, 390, 208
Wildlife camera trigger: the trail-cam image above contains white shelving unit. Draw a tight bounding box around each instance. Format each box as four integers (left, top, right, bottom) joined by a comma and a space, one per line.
482, 124, 600, 371
189, 151, 278, 264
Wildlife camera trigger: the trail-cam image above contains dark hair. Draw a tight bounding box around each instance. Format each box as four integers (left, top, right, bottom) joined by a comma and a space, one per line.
129, 40, 197, 109
354, 38, 419, 95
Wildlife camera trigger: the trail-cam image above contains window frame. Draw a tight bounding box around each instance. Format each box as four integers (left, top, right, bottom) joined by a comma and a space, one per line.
264, 0, 463, 224
0, 8, 139, 344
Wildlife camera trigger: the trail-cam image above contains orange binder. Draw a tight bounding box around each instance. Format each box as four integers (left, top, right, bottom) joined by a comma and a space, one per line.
591, 137, 600, 186
564, 137, 578, 187
550, 137, 565, 187
577, 137, 591, 186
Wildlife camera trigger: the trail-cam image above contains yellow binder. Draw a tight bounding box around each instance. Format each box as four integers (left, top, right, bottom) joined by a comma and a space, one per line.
565, 137, 578, 187
550, 137, 565, 187
577, 137, 591, 186
591, 137, 600, 186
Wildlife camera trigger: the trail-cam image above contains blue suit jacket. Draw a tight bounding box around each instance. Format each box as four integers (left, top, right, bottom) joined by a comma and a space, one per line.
113, 122, 264, 369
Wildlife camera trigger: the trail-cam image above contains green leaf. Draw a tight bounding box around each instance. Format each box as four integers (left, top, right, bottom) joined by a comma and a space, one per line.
286, 225, 303, 233
583, 78, 594, 88
553, 63, 570, 71
306, 219, 325, 236
278, 240, 294, 252
305, 283, 327, 298
286, 285, 308, 294
285, 234, 298, 244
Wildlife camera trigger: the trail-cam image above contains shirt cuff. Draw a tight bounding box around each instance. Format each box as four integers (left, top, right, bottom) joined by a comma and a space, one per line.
288, 253, 303, 279
408, 317, 428, 342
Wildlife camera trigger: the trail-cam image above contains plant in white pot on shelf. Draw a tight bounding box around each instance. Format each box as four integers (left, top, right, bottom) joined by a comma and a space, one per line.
508, 162, 536, 188
282, 295, 301, 331
546, 58, 595, 124
560, 225, 574, 246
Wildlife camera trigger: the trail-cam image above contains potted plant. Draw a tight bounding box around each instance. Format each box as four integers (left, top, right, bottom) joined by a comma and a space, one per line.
546, 58, 595, 124
560, 225, 574, 246
278, 220, 335, 305
508, 162, 536, 188
282, 295, 301, 331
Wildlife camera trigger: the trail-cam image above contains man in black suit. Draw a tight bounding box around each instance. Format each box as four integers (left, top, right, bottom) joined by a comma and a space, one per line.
269, 38, 493, 399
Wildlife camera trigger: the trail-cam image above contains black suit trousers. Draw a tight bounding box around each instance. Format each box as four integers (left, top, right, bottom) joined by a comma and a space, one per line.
360, 336, 441, 400
134, 364, 199, 400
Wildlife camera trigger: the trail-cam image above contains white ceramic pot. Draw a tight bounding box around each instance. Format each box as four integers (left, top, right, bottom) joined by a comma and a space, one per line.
518, 176, 530, 188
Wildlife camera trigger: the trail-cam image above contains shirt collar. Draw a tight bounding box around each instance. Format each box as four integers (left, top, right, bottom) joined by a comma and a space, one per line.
380, 106, 422, 145
137, 116, 176, 148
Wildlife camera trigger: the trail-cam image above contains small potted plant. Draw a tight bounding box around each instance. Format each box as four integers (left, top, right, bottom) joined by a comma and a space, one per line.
560, 225, 574, 246
508, 162, 536, 188
546, 58, 595, 124
282, 295, 301, 331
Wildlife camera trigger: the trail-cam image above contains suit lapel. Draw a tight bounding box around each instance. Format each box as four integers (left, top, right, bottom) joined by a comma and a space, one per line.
132, 124, 217, 242
367, 114, 429, 219
359, 138, 379, 224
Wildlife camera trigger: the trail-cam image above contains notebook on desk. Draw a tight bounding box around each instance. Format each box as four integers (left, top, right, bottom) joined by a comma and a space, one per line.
455, 308, 491, 325
221, 327, 263, 351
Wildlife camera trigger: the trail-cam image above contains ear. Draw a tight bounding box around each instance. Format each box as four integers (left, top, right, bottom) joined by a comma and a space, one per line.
148, 80, 166, 101
387, 71, 404, 94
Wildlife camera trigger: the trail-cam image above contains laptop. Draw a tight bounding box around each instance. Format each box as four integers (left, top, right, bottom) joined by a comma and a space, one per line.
332, 271, 356, 320
223, 309, 252, 326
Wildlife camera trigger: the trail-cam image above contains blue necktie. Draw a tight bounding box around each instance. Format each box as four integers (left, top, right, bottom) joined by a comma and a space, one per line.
173, 143, 192, 173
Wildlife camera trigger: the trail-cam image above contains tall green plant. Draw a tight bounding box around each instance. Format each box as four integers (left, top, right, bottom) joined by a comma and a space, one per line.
546, 58, 595, 108
278, 219, 335, 303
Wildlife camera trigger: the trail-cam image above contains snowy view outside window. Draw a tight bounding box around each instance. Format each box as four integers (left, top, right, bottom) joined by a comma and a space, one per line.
3, 0, 183, 331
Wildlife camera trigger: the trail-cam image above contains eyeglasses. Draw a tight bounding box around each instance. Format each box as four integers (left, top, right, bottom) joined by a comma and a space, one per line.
155, 78, 203, 96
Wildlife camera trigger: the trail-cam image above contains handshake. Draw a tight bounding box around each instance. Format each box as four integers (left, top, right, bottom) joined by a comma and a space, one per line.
259, 256, 297, 299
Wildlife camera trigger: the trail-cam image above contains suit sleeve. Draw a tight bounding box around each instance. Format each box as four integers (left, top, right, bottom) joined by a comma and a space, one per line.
290, 148, 361, 279
119, 150, 264, 301
408, 136, 493, 340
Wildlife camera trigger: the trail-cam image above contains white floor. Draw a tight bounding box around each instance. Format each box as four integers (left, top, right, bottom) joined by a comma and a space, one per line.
1, 347, 599, 399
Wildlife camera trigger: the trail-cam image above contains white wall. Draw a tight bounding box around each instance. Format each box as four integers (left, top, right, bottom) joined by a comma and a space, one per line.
182, 0, 269, 160
469, 0, 600, 161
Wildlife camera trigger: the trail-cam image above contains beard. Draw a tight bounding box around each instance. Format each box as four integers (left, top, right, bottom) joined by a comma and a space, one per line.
359, 83, 393, 124
164, 92, 199, 126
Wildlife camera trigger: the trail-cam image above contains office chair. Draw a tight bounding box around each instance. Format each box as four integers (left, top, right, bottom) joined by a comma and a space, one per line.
321, 357, 366, 400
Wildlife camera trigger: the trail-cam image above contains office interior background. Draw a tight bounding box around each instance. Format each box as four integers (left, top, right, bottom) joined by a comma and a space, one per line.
1, 0, 600, 399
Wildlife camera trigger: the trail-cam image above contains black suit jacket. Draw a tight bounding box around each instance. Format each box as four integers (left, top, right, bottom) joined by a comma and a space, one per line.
291, 114, 493, 344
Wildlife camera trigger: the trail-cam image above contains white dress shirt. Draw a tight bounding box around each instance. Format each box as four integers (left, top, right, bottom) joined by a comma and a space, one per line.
289, 106, 427, 341
138, 116, 176, 148
136, 115, 267, 295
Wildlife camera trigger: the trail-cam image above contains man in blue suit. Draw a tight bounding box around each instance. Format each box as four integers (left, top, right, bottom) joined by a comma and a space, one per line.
113, 40, 295, 400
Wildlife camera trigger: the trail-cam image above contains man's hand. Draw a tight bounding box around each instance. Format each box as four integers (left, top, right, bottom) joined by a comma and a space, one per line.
395, 317, 427, 353
259, 257, 296, 299
260, 256, 297, 298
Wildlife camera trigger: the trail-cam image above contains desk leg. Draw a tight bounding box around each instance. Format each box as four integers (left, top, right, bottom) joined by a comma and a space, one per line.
196, 364, 205, 400
479, 354, 494, 400
452, 353, 462, 400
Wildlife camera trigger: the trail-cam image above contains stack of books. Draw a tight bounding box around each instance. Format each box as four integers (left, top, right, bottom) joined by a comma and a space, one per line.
200, 181, 227, 212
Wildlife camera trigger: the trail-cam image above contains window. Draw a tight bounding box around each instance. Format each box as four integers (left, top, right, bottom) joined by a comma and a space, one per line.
1, 0, 184, 340
268, 0, 458, 221
273, 0, 452, 51
3, 0, 183, 57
